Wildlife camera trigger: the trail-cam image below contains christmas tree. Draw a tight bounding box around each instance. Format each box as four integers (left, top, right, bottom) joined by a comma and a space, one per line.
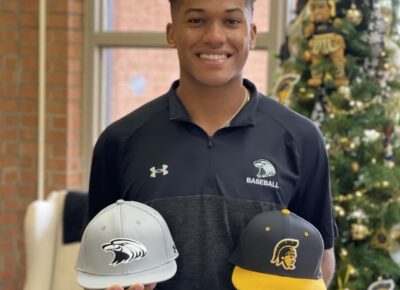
274, 0, 400, 289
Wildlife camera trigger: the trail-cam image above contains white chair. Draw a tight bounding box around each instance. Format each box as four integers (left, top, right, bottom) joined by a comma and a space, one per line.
24, 190, 87, 290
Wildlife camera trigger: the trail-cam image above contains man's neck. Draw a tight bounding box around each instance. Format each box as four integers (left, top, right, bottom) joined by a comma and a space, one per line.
176, 79, 248, 136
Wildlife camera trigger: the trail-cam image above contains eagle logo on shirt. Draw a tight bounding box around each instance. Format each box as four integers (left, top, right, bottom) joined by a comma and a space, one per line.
102, 238, 148, 266
254, 159, 276, 178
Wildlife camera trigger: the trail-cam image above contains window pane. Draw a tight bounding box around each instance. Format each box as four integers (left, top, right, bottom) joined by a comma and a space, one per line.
253, 0, 270, 33
103, 0, 270, 32
244, 50, 268, 94
103, 0, 171, 32
103, 48, 268, 125
104, 48, 179, 124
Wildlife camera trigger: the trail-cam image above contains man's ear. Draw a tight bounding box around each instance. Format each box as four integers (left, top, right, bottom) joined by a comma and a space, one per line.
250, 23, 257, 49
166, 23, 176, 48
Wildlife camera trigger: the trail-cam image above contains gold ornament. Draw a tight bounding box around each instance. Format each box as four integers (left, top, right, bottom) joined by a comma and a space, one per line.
340, 248, 348, 259
298, 87, 315, 102
324, 73, 334, 82
351, 161, 360, 173
306, 93, 315, 100
303, 50, 312, 61
299, 92, 315, 102
348, 264, 357, 276
354, 188, 367, 198
338, 85, 351, 100
383, 63, 390, 70
355, 190, 362, 197
373, 181, 382, 189
334, 205, 346, 217
346, 3, 363, 26
371, 228, 391, 250
339, 137, 357, 151
340, 137, 350, 144
351, 223, 369, 240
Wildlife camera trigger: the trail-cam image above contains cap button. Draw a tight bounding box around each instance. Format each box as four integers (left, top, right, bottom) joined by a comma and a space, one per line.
116, 199, 124, 204
281, 209, 291, 215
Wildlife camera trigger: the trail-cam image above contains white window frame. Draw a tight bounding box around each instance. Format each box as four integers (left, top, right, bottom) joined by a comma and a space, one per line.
82, 0, 291, 187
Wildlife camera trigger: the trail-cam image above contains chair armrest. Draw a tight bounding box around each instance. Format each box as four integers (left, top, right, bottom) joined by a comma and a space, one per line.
23, 200, 57, 290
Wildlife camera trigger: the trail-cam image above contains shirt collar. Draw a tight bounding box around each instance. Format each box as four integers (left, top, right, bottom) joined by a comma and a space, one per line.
168, 79, 260, 127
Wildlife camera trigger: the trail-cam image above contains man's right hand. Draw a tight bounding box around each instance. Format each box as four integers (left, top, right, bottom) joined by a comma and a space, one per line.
105, 283, 157, 290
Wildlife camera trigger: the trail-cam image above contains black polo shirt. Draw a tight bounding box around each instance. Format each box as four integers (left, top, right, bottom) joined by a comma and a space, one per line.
88, 79, 336, 290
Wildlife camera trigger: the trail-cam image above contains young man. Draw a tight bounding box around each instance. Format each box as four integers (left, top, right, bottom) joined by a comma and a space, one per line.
88, 0, 337, 289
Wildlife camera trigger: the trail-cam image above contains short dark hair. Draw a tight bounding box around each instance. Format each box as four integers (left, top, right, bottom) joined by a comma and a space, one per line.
168, 0, 257, 10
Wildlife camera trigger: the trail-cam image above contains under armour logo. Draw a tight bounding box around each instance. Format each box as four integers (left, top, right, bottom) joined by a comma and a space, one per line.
150, 165, 169, 178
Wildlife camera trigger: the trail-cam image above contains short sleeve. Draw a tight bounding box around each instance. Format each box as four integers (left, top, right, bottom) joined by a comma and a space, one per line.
288, 124, 338, 249
87, 130, 123, 221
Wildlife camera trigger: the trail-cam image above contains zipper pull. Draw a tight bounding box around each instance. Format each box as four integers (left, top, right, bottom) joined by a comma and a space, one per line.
208, 138, 213, 148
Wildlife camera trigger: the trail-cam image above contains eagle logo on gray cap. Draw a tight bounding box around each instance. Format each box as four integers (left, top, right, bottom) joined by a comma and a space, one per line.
102, 238, 148, 266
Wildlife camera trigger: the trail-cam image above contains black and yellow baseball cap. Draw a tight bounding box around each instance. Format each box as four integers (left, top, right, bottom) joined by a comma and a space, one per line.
229, 209, 326, 290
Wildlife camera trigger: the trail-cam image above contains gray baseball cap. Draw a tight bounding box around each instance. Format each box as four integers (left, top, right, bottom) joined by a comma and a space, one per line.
75, 200, 179, 289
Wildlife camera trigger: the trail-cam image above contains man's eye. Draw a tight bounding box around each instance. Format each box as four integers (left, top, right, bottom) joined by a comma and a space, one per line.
188, 18, 206, 24
225, 19, 241, 25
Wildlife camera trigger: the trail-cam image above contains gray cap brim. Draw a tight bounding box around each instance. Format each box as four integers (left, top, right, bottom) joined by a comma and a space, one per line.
77, 259, 177, 289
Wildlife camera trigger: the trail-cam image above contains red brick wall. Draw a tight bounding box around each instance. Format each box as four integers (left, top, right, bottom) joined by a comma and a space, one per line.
0, 0, 83, 289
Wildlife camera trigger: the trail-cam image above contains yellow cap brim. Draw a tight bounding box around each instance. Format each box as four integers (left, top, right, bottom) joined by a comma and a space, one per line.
232, 266, 327, 290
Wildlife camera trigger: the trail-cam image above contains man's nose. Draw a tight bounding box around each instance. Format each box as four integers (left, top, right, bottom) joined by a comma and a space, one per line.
202, 23, 226, 46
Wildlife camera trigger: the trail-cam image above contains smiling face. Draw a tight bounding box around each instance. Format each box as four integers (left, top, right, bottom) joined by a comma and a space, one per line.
167, 0, 257, 88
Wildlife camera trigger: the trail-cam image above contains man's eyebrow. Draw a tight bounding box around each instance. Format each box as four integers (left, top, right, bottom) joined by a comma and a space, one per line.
225, 8, 244, 14
184, 8, 206, 14
184, 7, 244, 14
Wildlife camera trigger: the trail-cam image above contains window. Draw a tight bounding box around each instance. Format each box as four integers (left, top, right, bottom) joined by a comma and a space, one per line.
83, 0, 290, 184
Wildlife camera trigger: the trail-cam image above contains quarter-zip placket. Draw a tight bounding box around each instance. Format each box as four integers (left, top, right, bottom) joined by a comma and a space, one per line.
206, 135, 216, 194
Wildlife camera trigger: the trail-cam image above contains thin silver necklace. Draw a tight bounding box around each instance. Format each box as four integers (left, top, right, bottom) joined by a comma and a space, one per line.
222, 87, 250, 128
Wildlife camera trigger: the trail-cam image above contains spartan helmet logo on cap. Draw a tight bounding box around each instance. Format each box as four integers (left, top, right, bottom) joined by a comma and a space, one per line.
102, 238, 148, 266
270, 238, 299, 270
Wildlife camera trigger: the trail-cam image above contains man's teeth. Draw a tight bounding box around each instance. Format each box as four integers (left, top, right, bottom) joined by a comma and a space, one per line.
200, 54, 228, 60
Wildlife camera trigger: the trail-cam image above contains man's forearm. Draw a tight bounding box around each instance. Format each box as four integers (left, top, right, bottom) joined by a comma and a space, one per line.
321, 248, 336, 287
